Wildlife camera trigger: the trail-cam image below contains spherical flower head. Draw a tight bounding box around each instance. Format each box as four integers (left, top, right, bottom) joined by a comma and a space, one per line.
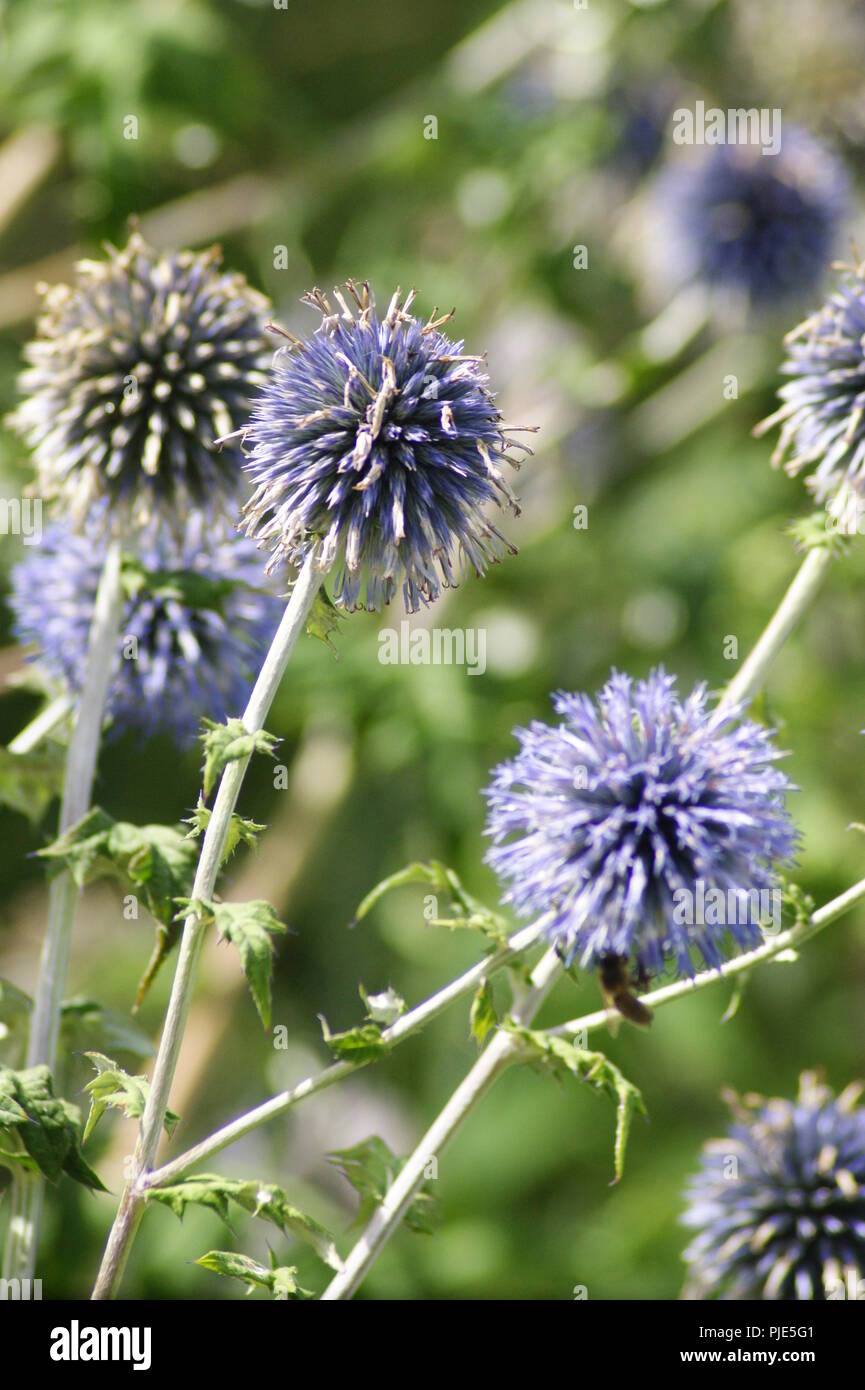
756, 259, 865, 530
483, 669, 797, 981
662, 128, 846, 308
682, 1073, 865, 1300
242, 281, 526, 612
8, 232, 272, 528
10, 513, 282, 743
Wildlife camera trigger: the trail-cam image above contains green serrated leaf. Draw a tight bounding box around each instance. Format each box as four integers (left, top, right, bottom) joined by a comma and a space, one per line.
510, 1028, 646, 1183
305, 587, 343, 654
148, 1174, 341, 1270
184, 797, 265, 864
194, 1249, 311, 1299
82, 1052, 178, 1144
352, 859, 509, 943
37, 808, 199, 1009
200, 718, 280, 799
180, 898, 288, 1029
470, 979, 497, 1047
37, 809, 197, 926
319, 1015, 386, 1064
327, 1136, 440, 1235
0, 1064, 105, 1189
0, 744, 65, 824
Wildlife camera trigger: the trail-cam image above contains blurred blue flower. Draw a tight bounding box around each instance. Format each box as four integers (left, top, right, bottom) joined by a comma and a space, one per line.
8, 232, 271, 528
682, 1073, 865, 1300
606, 78, 671, 177
757, 261, 865, 529
242, 282, 525, 612
10, 513, 281, 743
484, 668, 796, 981
663, 128, 847, 307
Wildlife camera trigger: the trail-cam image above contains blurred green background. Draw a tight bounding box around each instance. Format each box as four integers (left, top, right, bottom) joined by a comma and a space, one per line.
2, 0, 865, 1300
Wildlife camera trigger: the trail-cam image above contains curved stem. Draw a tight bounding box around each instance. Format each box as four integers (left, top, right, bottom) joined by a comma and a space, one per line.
322, 873, 865, 1300
144, 916, 548, 1190
91, 550, 326, 1300
321, 947, 563, 1301
722, 544, 834, 710
552, 874, 865, 1039
2, 541, 124, 1284
8, 692, 75, 755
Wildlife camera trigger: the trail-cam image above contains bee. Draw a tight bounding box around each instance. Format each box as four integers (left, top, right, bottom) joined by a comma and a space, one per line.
598, 953, 653, 1027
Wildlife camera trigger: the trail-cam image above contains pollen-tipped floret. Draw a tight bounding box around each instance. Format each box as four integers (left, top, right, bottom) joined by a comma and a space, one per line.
682, 1074, 865, 1300
8, 232, 272, 526
241, 282, 529, 612
10, 513, 281, 742
484, 669, 797, 981
756, 260, 865, 530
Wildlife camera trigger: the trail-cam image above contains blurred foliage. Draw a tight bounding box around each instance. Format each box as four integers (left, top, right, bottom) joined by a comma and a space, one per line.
2, 0, 865, 1300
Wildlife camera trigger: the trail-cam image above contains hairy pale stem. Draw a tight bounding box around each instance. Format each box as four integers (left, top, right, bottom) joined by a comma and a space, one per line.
321, 947, 563, 1300
91, 550, 326, 1300
2, 542, 125, 1284
319, 543, 840, 1298
721, 544, 834, 710
551, 874, 865, 1039
143, 917, 548, 1190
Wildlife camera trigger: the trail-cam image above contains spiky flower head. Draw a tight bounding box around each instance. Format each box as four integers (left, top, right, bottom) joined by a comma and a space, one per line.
10, 512, 281, 743
682, 1073, 865, 1300
8, 231, 272, 527
755, 259, 865, 532
662, 128, 846, 308
483, 669, 796, 981
241, 281, 528, 612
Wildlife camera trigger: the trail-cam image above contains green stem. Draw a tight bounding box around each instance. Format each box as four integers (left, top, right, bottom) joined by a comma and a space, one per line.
722, 544, 834, 710
143, 916, 548, 1190
2, 541, 124, 1284
551, 875, 865, 1040
321, 946, 562, 1301
91, 549, 326, 1300
318, 540, 841, 1299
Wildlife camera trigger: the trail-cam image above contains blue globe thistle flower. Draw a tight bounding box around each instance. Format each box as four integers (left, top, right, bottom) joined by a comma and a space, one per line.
8, 232, 272, 527
9, 514, 281, 743
755, 260, 865, 530
241, 282, 528, 612
682, 1073, 865, 1300
662, 128, 846, 307
483, 669, 796, 982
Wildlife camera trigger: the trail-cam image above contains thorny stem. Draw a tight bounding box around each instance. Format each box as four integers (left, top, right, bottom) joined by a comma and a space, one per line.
91, 550, 326, 1300
319, 540, 842, 1299
321, 874, 865, 1300
143, 917, 548, 1190
721, 544, 834, 710
2, 541, 125, 1284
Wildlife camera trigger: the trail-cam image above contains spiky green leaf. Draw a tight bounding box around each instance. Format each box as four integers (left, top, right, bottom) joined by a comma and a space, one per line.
179, 898, 288, 1029
148, 1173, 340, 1269
200, 718, 279, 799
510, 1028, 646, 1183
